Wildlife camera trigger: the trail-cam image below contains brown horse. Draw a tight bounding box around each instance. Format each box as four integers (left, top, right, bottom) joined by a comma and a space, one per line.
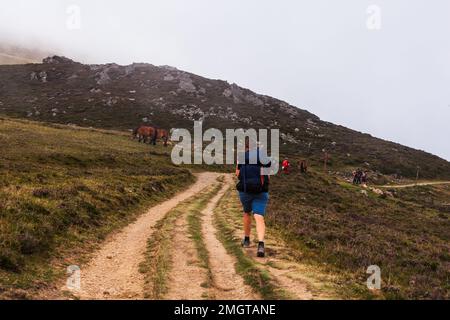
133, 126, 169, 146
133, 126, 152, 143
153, 128, 169, 146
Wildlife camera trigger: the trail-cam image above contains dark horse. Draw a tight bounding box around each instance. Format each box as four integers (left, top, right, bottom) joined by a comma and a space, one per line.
132, 126, 169, 146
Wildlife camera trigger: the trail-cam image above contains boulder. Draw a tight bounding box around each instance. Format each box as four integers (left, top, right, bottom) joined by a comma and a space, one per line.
43, 55, 75, 64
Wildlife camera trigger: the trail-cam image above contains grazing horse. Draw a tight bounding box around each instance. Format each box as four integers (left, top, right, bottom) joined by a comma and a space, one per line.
134, 126, 153, 143
134, 126, 169, 146
150, 128, 169, 146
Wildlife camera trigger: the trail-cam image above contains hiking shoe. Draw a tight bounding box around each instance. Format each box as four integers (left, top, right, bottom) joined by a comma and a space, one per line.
257, 242, 265, 257
242, 237, 250, 248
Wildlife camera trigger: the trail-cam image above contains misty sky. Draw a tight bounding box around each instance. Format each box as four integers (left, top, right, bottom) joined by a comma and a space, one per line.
1, 0, 449, 160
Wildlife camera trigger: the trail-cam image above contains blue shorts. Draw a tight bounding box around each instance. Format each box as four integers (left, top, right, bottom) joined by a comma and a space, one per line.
238, 192, 269, 216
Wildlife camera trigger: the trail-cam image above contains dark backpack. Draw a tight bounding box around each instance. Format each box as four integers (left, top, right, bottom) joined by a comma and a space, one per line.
236, 149, 270, 194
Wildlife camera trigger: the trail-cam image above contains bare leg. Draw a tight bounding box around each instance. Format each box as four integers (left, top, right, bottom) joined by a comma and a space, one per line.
254, 214, 266, 242
243, 213, 252, 237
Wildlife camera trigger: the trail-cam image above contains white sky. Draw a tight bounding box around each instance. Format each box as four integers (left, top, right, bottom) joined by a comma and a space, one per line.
1, 0, 449, 160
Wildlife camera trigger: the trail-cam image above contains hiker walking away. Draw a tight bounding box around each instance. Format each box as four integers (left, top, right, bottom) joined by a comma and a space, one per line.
362, 171, 368, 184
281, 158, 290, 174
355, 168, 363, 185
236, 141, 271, 258
300, 159, 308, 174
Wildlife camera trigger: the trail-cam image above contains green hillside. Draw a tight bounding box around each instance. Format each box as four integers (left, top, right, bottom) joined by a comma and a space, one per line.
0, 117, 193, 298
267, 170, 450, 299
0, 116, 448, 299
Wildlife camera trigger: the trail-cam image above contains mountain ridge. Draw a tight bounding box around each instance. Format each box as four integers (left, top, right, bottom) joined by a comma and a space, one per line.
1, 55, 449, 179
0, 43, 49, 65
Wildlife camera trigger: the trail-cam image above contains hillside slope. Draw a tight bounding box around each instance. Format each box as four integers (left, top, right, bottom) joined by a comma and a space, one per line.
0, 56, 449, 178
268, 170, 450, 299
0, 44, 48, 65
0, 117, 193, 298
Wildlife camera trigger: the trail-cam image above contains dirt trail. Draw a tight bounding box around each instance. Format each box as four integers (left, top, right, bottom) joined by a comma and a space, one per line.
64, 171, 334, 300
216, 187, 339, 300
378, 181, 450, 188
201, 175, 259, 300
75, 172, 218, 299
164, 200, 209, 300
243, 238, 334, 299
164, 174, 258, 300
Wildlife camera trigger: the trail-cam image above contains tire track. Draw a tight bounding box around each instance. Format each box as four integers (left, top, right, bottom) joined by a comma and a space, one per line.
201, 175, 259, 299
74, 172, 218, 299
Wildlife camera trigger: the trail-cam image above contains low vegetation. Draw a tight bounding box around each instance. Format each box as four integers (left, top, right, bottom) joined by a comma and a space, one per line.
393, 184, 450, 217
1, 114, 449, 300
267, 169, 450, 299
0, 117, 193, 297
186, 182, 222, 292
214, 188, 283, 299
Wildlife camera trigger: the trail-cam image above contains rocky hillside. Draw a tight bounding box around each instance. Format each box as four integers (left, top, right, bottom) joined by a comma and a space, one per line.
1, 56, 449, 179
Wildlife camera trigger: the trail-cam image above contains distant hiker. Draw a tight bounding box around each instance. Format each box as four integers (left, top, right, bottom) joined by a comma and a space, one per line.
353, 168, 363, 185
236, 140, 271, 258
357, 169, 363, 184
300, 159, 308, 174
352, 170, 359, 184
281, 158, 290, 174
362, 171, 368, 184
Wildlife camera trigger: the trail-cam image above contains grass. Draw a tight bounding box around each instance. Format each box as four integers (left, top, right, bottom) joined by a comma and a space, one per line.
392, 184, 450, 216
186, 182, 222, 292
213, 188, 284, 299
267, 169, 450, 299
1, 113, 449, 300
212, 169, 450, 299
139, 200, 185, 299
140, 183, 221, 299
0, 117, 194, 298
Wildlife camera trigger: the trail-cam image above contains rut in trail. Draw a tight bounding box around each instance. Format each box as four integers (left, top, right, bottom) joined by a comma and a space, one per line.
201, 175, 259, 299
163, 199, 210, 300
165, 174, 258, 300
75, 172, 218, 300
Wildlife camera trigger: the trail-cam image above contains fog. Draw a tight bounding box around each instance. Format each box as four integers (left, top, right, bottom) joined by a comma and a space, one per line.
1, 0, 449, 160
